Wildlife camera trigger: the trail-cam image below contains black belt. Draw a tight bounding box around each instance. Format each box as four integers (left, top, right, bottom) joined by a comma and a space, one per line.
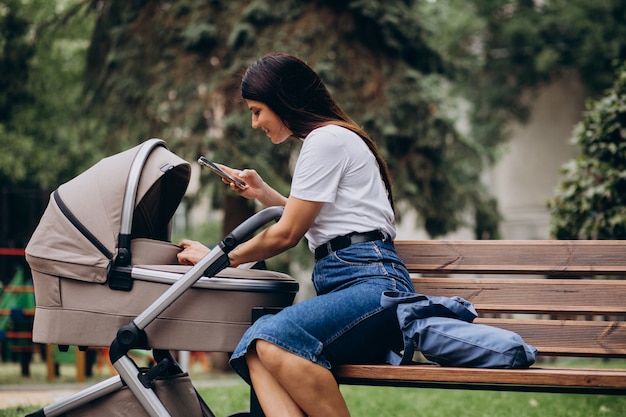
314, 230, 387, 261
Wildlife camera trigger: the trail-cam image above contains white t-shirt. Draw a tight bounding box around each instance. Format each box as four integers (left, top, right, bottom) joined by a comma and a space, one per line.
290, 124, 396, 252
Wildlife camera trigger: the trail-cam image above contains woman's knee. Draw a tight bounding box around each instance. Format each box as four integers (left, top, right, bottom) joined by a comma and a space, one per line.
254, 340, 286, 367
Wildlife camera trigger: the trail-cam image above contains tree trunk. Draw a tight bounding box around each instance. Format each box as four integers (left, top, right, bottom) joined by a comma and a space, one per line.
222, 193, 255, 238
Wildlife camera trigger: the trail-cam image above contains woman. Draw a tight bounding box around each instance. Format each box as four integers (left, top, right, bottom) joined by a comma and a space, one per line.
178, 53, 415, 417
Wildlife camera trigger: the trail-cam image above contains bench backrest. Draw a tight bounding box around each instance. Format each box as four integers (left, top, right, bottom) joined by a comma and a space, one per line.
395, 240, 626, 358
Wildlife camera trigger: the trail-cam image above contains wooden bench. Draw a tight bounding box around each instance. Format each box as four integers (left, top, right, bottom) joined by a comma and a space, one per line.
333, 240, 626, 396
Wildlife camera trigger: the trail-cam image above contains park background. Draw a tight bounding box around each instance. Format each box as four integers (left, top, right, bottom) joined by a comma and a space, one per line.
1, 0, 625, 415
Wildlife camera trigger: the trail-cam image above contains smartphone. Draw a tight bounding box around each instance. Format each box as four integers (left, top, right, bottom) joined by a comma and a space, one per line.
197, 157, 247, 189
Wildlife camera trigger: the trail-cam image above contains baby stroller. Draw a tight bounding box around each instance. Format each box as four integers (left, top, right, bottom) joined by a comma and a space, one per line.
24, 139, 299, 417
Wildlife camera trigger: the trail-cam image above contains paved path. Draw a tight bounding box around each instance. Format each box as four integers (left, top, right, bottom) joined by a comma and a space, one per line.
0, 383, 88, 409
0, 376, 244, 410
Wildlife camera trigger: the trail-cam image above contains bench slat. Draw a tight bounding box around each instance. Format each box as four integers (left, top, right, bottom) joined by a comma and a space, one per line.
411, 278, 626, 315
334, 365, 626, 395
477, 318, 626, 356
396, 240, 626, 275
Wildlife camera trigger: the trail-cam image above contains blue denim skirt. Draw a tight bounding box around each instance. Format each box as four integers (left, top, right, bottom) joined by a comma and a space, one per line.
229, 239, 415, 383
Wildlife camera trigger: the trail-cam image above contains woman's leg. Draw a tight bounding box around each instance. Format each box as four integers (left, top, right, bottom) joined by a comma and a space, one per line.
247, 340, 351, 417
246, 344, 305, 417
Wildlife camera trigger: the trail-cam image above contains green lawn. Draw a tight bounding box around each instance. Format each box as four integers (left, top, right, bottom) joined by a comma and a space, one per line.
195, 383, 626, 417
2, 358, 626, 417
7, 384, 624, 417
340, 387, 626, 417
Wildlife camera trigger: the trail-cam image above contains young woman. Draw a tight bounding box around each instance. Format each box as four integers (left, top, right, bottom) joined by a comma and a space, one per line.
178, 52, 415, 417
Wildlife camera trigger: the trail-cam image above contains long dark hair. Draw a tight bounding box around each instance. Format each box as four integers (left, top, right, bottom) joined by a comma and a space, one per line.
241, 52, 395, 211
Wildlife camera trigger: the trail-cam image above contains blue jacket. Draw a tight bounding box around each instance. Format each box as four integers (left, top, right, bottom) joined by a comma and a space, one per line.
382, 291, 537, 368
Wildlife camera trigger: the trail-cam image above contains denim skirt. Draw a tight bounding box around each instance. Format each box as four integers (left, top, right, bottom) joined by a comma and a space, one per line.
229, 239, 415, 383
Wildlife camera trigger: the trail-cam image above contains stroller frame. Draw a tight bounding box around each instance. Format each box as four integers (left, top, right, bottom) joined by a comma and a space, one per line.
25, 139, 292, 417
29, 221, 276, 417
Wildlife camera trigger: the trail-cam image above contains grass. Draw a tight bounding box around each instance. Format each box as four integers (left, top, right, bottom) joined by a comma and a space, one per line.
4, 389, 625, 417
0, 407, 38, 417
2, 358, 626, 417
341, 386, 626, 417
194, 382, 626, 417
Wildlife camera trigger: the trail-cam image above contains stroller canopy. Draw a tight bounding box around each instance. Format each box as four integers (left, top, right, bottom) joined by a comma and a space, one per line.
26, 139, 191, 284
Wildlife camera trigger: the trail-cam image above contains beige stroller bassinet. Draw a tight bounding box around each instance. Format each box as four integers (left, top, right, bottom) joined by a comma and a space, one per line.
25, 139, 298, 417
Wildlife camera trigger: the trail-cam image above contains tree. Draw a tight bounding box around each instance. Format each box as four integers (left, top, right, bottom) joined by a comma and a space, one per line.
547, 64, 626, 239
416, 0, 626, 240
81, 0, 496, 240
0, 0, 33, 124
6, 0, 625, 247
0, 0, 98, 252
0, 0, 99, 188
420, 0, 626, 152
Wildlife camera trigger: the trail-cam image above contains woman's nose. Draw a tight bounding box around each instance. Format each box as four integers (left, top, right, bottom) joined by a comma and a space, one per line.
251, 116, 259, 129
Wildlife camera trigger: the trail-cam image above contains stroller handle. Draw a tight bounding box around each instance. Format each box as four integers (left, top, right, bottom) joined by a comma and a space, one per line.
220, 206, 284, 254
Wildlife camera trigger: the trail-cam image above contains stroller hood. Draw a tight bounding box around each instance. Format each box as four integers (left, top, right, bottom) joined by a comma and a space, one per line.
26, 139, 191, 283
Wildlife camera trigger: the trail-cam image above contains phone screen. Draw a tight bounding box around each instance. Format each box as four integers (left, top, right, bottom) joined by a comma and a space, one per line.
198, 157, 247, 189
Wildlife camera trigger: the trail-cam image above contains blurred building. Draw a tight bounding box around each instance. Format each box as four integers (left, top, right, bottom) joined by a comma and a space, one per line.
397, 73, 585, 240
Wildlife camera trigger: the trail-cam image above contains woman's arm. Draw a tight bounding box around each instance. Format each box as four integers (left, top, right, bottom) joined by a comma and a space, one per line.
178, 196, 322, 266
228, 196, 322, 266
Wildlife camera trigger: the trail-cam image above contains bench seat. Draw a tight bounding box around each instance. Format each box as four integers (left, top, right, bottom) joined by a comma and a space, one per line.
333, 240, 626, 396
335, 365, 626, 395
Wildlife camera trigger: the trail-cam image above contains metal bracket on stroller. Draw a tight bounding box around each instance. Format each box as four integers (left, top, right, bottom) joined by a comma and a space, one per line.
137, 350, 184, 389
108, 264, 133, 291
138, 358, 172, 388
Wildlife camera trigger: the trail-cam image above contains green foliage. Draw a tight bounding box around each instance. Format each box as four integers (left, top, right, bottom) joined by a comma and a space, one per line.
421, 0, 626, 151
182, 22, 218, 52
366, 68, 492, 236
80, 0, 494, 238
548, 65, 626, 239
5, 0, 625, 242
415, 0, 626, 237
346, 0, 446, 73
0, 0, 99, 188
0, 0, 34, 123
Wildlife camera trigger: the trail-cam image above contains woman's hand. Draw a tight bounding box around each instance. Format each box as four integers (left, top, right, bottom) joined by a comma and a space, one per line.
218, 164, 287, 207
217, 164, 263, 199
177, 239, 210, 265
